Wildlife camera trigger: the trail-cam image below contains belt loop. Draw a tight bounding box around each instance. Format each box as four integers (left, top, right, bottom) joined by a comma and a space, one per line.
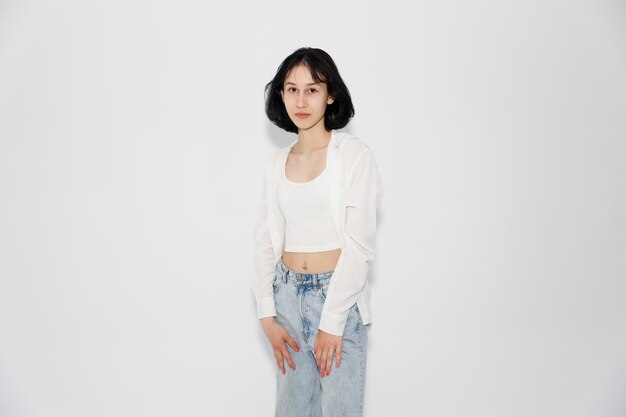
279, 259, 286, 283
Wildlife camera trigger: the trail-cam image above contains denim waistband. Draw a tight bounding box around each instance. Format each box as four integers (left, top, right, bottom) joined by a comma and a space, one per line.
276, 258, 334, 285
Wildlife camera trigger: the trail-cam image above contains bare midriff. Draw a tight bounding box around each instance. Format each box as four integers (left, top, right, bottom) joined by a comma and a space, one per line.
281, 248, 342, 273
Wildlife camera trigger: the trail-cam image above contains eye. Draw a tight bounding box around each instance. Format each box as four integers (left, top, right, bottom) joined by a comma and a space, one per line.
286, 87, 297, 93
307, 88, 318, 94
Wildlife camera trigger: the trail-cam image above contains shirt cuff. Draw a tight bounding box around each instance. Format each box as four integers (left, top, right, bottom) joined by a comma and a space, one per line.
318, 310, 349, 336
256, 296, 277, 319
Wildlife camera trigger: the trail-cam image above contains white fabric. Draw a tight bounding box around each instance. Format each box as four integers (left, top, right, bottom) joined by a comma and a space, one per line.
253, 130, 383, 336
278, 164, 341, 252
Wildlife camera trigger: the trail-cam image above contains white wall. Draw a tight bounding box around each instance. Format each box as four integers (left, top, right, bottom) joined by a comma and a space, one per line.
1, 1, 625, 416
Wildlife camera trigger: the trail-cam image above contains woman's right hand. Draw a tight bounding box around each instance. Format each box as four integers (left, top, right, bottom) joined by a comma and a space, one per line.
260, 317, 300, 374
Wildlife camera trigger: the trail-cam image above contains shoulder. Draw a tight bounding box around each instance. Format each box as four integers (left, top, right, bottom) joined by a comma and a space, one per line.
335, 131, 369, 152
261, 139, 295, 177
334, 131, 375, 168
265, 139, 294, 163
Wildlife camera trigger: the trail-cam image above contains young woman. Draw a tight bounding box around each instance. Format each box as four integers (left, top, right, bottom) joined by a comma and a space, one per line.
252, 47, 383, 417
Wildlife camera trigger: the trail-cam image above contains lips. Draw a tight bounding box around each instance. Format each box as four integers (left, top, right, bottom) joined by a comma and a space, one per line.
295, 112, 310, 118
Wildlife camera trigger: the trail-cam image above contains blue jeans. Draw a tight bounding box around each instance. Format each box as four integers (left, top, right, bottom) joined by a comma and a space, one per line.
273, 258, 367, 417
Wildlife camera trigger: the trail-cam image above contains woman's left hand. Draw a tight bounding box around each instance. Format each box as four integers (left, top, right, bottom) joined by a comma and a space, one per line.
314, 330, 342, 377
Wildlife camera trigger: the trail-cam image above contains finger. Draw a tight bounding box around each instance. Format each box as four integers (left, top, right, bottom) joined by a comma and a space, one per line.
315, 345, 324, 370
336, 344, 342, 368
325, 347, 334, 376
314, 334, 319, 356
274, 351, 285, 375
284, 334, 299, 352
319, 348, 329, 377
283, 348, 296, 371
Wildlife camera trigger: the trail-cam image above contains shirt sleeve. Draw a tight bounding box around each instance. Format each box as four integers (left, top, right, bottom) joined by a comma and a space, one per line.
252, 157, 278, 319
318, 148, 384, 336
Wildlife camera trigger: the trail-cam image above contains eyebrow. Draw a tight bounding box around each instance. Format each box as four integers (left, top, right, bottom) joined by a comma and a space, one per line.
284, 81, 323, 86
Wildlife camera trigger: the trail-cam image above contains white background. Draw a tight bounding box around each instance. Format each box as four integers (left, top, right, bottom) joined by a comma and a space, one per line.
1, 1, 625, 416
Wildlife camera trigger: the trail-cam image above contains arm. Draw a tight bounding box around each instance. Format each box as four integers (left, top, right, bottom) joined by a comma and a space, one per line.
320, 148, 383, 336
314, 147, 383, 377
252, 159, 277, 319
251, 157, 300, 373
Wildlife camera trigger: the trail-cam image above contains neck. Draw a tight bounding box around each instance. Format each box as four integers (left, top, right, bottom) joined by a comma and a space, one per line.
295, 125, 332, 153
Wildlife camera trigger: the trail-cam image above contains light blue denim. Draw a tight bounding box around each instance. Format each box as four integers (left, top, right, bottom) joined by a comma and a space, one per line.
272, 258, 367, 417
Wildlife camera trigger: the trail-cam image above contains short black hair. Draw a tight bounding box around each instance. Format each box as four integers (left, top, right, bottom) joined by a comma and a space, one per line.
265, 47, 355, 133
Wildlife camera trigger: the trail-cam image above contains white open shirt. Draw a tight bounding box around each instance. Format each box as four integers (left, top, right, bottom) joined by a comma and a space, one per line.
253, 130, 383, 336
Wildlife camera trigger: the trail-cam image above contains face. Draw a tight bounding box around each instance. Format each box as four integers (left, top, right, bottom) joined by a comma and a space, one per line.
281, 64, 334, 133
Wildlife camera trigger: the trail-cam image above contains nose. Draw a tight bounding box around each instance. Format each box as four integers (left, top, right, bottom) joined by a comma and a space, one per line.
296, 91, 306, 108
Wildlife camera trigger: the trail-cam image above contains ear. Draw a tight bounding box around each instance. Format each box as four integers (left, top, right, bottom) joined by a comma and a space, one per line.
327, 96, 334, 105
280, 89, 284, 102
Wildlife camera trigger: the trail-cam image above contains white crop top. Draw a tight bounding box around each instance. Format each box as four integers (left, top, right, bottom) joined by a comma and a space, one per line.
277, 166, 341, 252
